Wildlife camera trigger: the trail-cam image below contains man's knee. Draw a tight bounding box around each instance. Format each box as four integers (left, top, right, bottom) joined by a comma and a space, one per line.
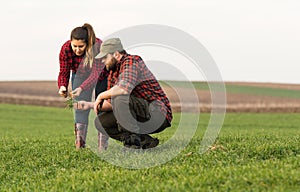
94, 112, 116, 130
94, 115, 104, 133
112, 95, 129, 108
101, 112, 117, 127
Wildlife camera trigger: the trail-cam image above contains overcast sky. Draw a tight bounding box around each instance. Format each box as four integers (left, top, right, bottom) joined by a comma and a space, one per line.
0, 0, 299, 83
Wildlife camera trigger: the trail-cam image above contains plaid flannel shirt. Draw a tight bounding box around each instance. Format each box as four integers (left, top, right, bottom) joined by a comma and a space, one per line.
58, 38, 108, 91
107, 53, 172, 124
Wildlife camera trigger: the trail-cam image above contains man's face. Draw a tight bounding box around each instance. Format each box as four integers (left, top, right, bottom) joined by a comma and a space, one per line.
102, 53, 118, 70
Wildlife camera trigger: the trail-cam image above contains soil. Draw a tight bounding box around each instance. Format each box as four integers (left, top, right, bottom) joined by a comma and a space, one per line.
1, 81, 300, 113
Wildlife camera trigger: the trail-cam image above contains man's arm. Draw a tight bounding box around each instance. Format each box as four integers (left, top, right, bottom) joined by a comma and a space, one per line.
94, 85, 128, 114
75, 100, 112, 112
74, 101, 94, 110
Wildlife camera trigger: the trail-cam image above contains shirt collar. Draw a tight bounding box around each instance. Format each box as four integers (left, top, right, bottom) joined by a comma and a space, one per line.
118, 53, 129, 65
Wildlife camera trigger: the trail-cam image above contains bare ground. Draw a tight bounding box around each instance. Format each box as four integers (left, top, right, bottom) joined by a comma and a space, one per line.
1, 81, 300, 113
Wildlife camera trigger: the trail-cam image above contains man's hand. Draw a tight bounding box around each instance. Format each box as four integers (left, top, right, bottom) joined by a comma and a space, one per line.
94, 95, 103, 114
94, 99, 103, 114
71, 87, 83, 98
74, 101, 94, 110
58, 86, 67, 98
93, 90, 115, 113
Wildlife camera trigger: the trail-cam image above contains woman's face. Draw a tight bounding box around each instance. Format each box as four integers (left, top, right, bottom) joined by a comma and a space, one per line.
71, 39, 87, 56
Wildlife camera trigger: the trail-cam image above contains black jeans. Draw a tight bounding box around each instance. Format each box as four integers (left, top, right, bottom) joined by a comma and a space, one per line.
94, 95, 171, 142
95, 77, 107, 100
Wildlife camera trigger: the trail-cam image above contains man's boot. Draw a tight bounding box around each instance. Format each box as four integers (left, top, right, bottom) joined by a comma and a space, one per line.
122, 134, 142, 149
140, 134, 159, 149
74, 123, 88, 149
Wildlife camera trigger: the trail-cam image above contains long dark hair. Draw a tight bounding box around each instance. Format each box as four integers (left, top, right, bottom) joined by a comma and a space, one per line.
70, 23, 96, 67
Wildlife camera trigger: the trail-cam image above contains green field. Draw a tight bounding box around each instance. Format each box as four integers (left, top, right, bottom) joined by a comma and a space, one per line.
0, 104, 300, 191
161, 81, 300, 99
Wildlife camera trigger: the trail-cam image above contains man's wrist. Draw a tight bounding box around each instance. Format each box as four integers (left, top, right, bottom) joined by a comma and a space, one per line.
89, 102, 94, 109
98, 93, 104, 101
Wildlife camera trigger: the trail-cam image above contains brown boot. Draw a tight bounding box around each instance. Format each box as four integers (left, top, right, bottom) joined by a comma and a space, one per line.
74, 123, 87, 149
98, 132, 109, 152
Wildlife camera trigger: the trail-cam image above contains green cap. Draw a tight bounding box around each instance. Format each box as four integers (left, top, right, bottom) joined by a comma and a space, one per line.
95, 38, 124, 59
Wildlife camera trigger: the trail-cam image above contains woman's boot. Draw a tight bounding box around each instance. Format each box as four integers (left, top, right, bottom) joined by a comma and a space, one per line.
74, 123, 87, 149
98, 132, 109, 152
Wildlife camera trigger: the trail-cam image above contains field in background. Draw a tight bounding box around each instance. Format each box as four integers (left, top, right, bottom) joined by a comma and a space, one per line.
1, 81, 300, 112
0, 104, 299, 191
1, 81, 299, 191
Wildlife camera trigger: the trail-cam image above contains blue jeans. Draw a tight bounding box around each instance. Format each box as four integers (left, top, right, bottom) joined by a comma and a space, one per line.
71, 72, 107, 124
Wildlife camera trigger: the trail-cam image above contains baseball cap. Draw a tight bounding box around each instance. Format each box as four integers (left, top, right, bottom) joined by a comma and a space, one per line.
95, 38, 124, 59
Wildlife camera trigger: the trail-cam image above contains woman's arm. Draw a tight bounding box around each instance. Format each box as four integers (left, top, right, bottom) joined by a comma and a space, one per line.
58, 42, 71, 95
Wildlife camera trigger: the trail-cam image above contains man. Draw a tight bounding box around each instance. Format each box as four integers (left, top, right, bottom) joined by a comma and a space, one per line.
77, 38, 172, 149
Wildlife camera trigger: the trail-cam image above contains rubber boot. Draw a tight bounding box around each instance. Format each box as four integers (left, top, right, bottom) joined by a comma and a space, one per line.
98, 131, 109, 152
74, 123, 88, 149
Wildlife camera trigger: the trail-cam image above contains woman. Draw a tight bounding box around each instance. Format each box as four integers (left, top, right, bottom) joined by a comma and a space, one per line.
57, 23, 108, 151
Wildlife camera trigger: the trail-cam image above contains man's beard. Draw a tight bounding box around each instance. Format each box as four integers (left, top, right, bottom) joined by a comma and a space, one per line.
106, 57, 118, 71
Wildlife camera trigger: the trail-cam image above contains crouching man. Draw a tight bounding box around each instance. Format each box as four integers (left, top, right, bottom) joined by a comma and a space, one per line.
77, 38, 172, 149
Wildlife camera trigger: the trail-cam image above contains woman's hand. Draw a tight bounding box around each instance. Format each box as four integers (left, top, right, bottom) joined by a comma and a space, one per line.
71, 87, 83, 98
58, 86, 67, 98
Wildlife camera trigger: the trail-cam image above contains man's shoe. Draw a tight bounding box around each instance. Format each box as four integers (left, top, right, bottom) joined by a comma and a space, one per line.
122, 134, 159, 150
140, 135, 159, 149
123, 134, 142, 149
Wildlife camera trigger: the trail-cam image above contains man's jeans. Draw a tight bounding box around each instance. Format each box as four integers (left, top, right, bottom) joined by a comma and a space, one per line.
94, 95, 170, 142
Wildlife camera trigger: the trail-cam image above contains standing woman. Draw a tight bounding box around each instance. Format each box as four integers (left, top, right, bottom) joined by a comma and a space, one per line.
57, 23, 108, 150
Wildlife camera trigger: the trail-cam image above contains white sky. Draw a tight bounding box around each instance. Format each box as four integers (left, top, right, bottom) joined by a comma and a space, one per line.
0, 0, 299, 83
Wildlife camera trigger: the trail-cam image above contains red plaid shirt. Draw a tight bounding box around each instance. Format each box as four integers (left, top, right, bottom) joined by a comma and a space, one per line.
58, 38, 108, 91
107, 53, 172, 123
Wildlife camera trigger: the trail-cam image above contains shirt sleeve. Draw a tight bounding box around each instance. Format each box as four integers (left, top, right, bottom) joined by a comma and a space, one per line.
57, 44, 71, 89
79, 39, 107, 91
116, 58, 138, 93
79, 59, 104, 91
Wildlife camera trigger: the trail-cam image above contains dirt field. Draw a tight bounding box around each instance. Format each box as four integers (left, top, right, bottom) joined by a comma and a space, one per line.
0, 81, 300, 112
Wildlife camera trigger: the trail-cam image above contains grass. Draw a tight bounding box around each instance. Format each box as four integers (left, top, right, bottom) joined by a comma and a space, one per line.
0, 104, 300, 191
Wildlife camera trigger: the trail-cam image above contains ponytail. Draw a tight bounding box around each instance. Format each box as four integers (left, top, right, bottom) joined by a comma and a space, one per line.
82, 23, 96, 68
70, 23, 96, 68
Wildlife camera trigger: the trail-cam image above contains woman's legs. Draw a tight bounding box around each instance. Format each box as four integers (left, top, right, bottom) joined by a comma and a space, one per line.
72, 72, 92, 149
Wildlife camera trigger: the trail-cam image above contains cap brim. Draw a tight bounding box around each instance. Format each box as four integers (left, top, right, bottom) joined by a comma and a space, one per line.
95, 52, 107, 59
